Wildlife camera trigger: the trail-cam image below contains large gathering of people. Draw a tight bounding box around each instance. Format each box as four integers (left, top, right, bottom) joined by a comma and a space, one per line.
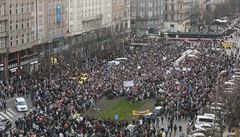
0, 34, 236, 137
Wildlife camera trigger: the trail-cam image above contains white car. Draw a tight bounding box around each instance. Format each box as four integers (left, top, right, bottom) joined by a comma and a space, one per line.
15, 97, 28, 112
191, 132, 205, 137
194, 123, 213, 130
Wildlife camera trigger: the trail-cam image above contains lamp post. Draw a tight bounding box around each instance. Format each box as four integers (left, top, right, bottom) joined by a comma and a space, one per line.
176, 93, 180, 137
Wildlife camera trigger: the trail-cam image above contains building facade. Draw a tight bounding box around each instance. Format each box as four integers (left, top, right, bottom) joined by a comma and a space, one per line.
163, 0, 192, 32
0, 0, 40, 79
130, 0, 164, 36
112, 0, 130, 33
190, 0, 206, 32
46, 0, 68, 41
68, 0, 112, 36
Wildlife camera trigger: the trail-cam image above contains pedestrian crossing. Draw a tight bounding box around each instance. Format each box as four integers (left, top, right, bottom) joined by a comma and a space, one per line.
0, 108, 17, 120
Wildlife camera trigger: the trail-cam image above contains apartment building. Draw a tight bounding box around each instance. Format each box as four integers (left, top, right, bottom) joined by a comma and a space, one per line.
36, 0, 47, 44
112, 0, 130, 33
130, 0, 164, 36
47, 0, 68, 41
0, 0, 40, 79
163, 0, 192, 32
191, 0, 206, 32
68, 0, 112, 35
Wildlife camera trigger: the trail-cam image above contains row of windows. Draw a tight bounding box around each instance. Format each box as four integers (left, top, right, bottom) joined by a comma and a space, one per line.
9, 18, 35, 31
131, 10, 162, 17
0, 5, 4, 16
9, 3, 34, 15
0, 38, 4, 48
165, 4, 183, 11
10, 32, 35, 47
139, 2, 162, 8
69, 0, 102, 8
165, 14, 183, 21
69, 8, 102, 20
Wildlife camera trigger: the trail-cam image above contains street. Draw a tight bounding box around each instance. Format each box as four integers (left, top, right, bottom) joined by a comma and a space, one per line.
1, 96, 32, 127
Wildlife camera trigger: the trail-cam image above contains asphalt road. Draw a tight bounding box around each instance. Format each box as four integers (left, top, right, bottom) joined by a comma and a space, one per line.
0, 96, 32, 127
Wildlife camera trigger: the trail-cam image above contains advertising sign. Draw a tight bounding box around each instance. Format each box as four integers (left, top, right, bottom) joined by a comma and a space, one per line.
56, 4, 61, 23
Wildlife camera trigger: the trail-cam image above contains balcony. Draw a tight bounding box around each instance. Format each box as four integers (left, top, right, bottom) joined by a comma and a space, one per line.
0, 15, 7, 21
0, 32, 7, 38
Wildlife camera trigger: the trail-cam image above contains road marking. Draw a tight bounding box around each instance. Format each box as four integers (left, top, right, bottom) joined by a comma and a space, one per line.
0, 115, 4, 120
7, 108, 16, 116
5, 111, 14, 117
0, 111, 12, 119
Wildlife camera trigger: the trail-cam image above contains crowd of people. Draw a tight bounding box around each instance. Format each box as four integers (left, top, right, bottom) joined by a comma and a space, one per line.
0, 36, 238, 137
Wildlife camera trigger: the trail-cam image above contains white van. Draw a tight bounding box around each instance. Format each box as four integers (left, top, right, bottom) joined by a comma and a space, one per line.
195, 115, 214, 127
15, 97, 28, 112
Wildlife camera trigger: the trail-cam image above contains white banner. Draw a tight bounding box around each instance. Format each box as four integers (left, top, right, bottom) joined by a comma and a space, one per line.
124, 81, 134, 87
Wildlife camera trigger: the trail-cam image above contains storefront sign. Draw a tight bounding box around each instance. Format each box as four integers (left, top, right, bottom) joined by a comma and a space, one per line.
10, 67, 17, 72
8, 63, 17, 69
0, 63, 3, 71
30, 61, 38, 65
20, 58, 38, 66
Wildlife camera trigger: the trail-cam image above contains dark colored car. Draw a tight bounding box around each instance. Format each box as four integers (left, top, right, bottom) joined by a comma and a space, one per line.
0, 119, 12, 133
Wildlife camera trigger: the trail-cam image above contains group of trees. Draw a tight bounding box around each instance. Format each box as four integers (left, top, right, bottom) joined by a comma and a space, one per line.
203, 0, 240, 27
213, 0, 240, 19
224, 82, 240, 129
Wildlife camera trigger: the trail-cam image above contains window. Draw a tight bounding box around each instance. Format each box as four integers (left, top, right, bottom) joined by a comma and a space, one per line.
165, 15, 168, 20
10, 21, 13, 31
149, 11, 152, 17
0, 39, 2, 47
21, 4, 24, 13
27, 3, 29, 12
38, 29, 43, 39
16, 35, 19, 45
10, 37, 13, 47
31, 3, 34, 12
180, 5, 183, 10
16, 20, 19, 30
27, 19, 30, 27
27, 33, 30, 42
165, 5, 168, 10
31, 18, 34, 27
0, 5, 3, 16
39, 2, 43, 11
10, 5, 12, 15
140, 11, 144, 17
22, 34, 24, 44
22, 19, 24, 28
149, 2, 152, 7
16, 4, 18, 14
31, 32, 34, 41
171, 5, 174, 11
0, 24, 2, 32
38, 16, 43, 25
171, 15, 174, 20
140, 2, 145, 7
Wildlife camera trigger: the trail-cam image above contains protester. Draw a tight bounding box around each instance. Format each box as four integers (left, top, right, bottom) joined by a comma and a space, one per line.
0, 35, 236, 136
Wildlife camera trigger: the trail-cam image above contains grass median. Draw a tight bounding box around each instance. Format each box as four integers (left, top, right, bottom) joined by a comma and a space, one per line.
84, 97, 155, 121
